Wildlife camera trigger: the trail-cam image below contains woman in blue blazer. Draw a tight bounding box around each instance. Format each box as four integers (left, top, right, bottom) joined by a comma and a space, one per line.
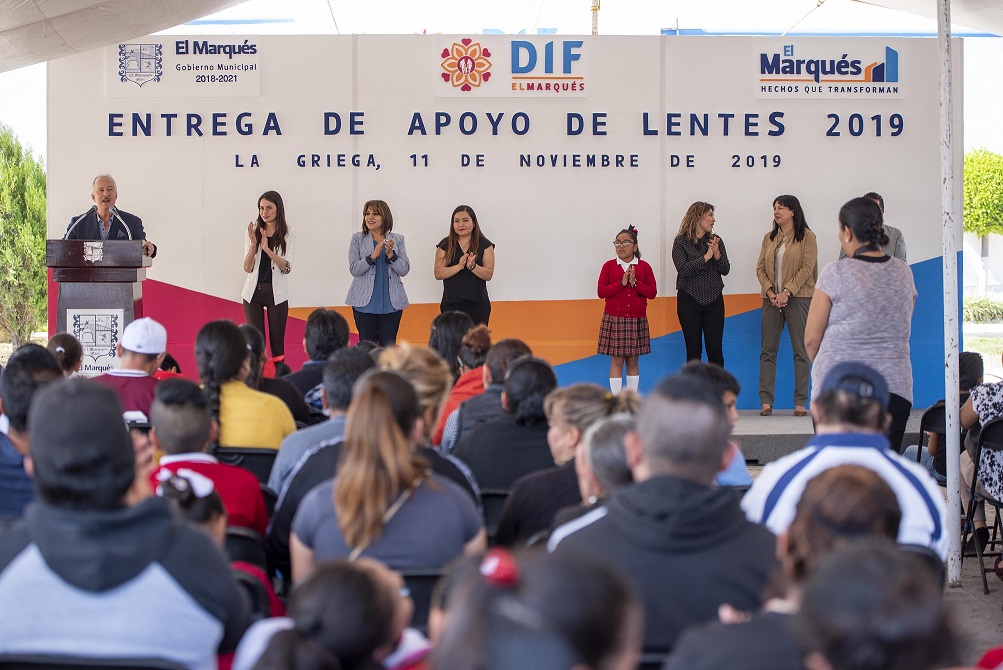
345, 200, 410, 345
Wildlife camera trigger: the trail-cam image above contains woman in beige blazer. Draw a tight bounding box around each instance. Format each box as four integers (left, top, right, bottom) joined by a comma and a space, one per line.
755, 195, 818, 416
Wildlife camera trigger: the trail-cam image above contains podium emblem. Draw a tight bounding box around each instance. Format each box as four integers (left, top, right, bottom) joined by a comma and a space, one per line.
82, 242, 104, 263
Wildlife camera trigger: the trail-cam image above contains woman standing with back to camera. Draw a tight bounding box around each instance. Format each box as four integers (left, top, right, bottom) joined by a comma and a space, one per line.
241, 190, 296, 360
805, 197, 916, 452
672, 201, 730, 367
756, 195, 817, 417
434, 205, 495, 325
345, 199, 410, 346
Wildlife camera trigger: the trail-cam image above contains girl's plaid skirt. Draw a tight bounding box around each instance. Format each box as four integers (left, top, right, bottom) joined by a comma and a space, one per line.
597, 313, 650, 357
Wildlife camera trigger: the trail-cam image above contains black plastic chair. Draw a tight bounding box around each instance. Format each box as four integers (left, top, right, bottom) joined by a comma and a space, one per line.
226, 526, 268, 571
400, 568, 444, 636
0, 655, 186, 670
481, 489, 510, 546
232, 567, 273, 622
260, 484, 278, 521
213, 447, 279, 484
915, 401, 947, 463
961, 416, 1003, 594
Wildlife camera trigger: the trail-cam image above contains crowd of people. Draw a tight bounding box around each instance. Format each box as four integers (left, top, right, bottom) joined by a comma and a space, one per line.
3, 181, 986, 667
0, 301, 995, 669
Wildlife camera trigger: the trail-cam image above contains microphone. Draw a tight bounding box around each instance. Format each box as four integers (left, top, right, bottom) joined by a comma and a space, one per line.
63, 206, 96, 240
111, 207, 133, 241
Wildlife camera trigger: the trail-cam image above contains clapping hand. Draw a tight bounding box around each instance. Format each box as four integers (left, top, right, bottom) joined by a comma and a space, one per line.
708, 235, 721, 260
384, 238, 395, 257
464, 252, 476, 270
629, 265, 637, 287
247, 222, 257, 247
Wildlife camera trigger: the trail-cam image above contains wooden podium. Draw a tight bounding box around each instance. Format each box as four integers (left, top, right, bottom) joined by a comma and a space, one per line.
46, 239, 152, 334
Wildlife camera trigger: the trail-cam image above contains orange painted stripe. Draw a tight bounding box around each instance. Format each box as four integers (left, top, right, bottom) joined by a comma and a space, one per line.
289, 294, 764, 366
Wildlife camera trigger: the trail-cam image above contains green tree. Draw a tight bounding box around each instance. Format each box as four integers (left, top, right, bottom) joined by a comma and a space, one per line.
0, 125, 46, 347
964, 148, 1003, 237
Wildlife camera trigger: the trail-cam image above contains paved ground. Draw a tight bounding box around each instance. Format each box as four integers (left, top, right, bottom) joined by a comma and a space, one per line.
741, 410, 1001, 665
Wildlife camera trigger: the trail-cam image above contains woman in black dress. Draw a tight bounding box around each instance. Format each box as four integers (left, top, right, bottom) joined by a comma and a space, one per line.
434, 205, 495, 325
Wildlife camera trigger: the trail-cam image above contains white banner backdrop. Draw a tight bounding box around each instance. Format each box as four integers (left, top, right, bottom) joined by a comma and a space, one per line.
46, 34, 962, 406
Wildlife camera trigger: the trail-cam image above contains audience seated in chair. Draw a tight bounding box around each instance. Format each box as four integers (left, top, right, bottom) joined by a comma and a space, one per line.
679, 361, 753, 487
495, 384, 639, 547
269, 348, 375, 496
156, 469, 283, 624
232, 558, 428, 670
377, 346, 482, 507
432, 548, 642, 670
196, 320, 295, 450
665, 465, 902, 670
290, 371, 485, 581
239, 324, 312, 426
432, 325, 491, 446
148, 379, 268, 536
0, 379, 249, 668
454, 357, 557, 492
92, 317, 166, 421
742, 362, 948, 559
551, 411, 635, 531
549, 373, 777, 654
439, 338, 532, 454
903, 350, 983, 486
794, 539, 960, 670
0, 345, 62, 522
959, 353, 1003, 552
283, 309, 350, 397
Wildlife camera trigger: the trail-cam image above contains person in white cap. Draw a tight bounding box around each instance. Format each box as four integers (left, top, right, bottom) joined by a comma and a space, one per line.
93, 317, 167, 421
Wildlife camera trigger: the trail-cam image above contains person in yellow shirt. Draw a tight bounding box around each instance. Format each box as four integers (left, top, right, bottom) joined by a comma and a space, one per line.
195, 320, 295, 449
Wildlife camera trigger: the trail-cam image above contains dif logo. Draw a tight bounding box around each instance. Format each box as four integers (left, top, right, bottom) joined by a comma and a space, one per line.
511, 40, 584, 75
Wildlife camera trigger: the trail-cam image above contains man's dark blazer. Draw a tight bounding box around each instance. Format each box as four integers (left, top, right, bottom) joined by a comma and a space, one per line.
65, 208, 157, 257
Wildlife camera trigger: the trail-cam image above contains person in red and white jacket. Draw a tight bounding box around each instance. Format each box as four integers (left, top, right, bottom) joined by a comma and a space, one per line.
596, 225, 657, 394
148, 378, 268, 536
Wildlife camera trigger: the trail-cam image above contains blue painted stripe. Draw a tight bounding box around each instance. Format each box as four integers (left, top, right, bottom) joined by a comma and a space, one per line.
555, 255, 962, 410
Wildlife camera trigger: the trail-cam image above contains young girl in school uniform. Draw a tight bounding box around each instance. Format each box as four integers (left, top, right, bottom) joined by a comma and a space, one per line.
597, 225, 657, 394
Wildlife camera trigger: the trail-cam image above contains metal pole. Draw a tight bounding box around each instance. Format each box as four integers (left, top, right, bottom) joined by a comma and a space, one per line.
591, 0, 599, 36
938, 0, 962, 586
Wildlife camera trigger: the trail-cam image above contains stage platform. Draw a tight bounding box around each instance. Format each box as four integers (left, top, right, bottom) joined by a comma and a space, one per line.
735, 409, 925, 465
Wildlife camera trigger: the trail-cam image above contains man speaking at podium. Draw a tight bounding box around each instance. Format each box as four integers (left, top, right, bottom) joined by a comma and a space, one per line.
65, 174, 157, 258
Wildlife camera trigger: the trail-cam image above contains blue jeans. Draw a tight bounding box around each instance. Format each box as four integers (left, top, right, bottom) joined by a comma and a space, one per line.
902, 444, 947, 485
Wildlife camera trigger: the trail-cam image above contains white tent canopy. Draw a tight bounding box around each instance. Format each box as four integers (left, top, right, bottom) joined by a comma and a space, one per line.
858, 0, 1003, 33
0, 0, 247, 73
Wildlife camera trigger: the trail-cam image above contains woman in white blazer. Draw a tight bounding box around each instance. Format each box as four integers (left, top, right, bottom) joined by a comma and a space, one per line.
242, 190, 296, 359
345, 200, 410, 345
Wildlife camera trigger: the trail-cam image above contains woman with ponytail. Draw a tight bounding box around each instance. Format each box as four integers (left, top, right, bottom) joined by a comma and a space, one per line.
233, 559, 413, 670
289, 371, 484, 582
494, 384, 640, 546
195, 320, 295, 449
805, 197, 916, 452
432, 549, 641, 670
239, 324, 313, 426
597, 225, 656, 394
454, 357, 558, 492
46, 333, 83, 376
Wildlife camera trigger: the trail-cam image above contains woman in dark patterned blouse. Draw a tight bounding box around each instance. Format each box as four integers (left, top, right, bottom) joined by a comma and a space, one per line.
671, 202, 730, 367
